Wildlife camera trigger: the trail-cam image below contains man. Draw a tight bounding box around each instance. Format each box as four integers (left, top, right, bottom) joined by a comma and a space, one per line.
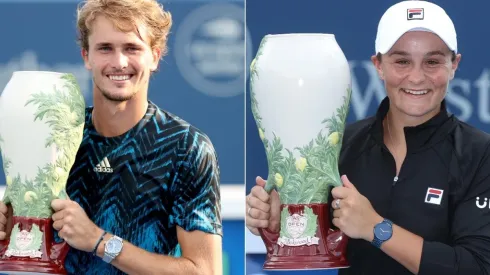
0, 0, 222, 274
246, 1, 490, 274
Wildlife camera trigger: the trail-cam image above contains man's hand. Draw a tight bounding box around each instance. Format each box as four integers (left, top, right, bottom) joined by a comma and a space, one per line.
51, 199, 103, 252
0, 202, 8, 240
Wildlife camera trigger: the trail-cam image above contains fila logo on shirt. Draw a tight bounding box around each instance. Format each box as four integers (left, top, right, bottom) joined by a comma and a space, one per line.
93, 157, 113, 173
424, 188, 444, 205
407, 8, 424, 20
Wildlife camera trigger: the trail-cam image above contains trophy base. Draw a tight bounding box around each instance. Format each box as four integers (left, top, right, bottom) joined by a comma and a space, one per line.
0, 216, 70, 275
0, 258, 67, 275
263, 255, 349, 270
259, 203, 350, 271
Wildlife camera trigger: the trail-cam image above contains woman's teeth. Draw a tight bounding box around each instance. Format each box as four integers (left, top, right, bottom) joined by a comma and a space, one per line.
403, 89, 428, 95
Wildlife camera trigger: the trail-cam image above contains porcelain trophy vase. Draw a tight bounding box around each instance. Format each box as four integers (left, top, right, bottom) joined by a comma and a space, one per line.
0, 71, 85, 274
250, 34, 352, 270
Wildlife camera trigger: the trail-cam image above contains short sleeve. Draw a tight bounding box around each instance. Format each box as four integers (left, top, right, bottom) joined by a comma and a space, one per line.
169, 128, 222, 236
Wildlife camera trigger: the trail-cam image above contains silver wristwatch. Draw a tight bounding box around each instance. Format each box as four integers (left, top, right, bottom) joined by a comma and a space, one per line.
102, 235, 123, 263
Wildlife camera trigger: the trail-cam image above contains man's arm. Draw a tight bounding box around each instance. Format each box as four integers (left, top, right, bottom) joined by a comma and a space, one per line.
95, 227, 222, 275
104, 128, 223, 274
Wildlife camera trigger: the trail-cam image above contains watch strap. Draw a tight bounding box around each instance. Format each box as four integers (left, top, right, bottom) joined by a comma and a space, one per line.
102, 252, 114, 263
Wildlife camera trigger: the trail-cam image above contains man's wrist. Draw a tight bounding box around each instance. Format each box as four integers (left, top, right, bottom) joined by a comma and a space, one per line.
96, 233, 113, 258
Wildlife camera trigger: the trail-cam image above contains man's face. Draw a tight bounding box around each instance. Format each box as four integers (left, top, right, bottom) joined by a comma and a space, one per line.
82, 15, 160, 102
372, 31, 461, 120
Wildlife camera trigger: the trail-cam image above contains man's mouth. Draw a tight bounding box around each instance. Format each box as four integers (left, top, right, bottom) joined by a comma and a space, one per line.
401, 88, 430, 95
107, 74, 133, 81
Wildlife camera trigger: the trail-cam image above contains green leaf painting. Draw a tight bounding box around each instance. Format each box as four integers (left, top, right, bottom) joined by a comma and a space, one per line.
0, 74, 85, 218
250, 38, 352, 204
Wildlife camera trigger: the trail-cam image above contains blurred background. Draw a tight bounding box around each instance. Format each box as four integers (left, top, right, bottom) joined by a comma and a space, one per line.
0, 0, 245, 274
245, 0, 489, 274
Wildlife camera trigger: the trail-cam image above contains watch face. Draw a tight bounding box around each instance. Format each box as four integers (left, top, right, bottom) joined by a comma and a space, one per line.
375, 223, 392, 241
106, 238, 123, 254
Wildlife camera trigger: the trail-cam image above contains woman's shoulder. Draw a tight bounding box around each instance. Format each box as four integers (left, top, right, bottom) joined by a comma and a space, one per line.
343, 116, 377, 144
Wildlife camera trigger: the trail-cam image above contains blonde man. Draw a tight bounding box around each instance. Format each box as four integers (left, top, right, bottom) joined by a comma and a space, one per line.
0, 1, 223, 274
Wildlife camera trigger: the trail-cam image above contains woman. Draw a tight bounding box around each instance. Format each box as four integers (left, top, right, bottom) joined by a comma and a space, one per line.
245, 1, 490, 274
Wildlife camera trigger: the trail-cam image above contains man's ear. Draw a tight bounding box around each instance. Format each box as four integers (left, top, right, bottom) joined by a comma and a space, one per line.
150, 47, 161, 72
81, 48, 91, 70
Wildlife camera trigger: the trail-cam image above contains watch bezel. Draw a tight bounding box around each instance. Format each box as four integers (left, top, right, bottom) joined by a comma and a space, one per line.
105, 236, 123, 255
374, 219, 393, 241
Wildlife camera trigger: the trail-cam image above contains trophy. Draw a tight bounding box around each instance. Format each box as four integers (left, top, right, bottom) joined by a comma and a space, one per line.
250, 34, 351, 270
0, 71, 85, 274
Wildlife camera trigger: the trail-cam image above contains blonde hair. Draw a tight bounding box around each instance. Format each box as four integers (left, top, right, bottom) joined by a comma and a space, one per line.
76, 0, 172, 58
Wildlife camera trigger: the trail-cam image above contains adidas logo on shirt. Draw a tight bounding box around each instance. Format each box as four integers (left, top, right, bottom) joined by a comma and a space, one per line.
93, 157, 113, 173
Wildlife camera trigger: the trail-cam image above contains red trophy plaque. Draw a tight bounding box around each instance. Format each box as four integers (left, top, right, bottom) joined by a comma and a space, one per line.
0, 71, 86, 274
250, 34, 352, 270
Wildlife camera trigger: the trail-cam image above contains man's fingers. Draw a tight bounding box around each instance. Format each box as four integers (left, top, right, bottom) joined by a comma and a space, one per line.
0, 203, 8, 215
0, 213, 7, 226
250, 185, 270, 203
0, 232, 6, 240
247, 196, 271, 213
52, 210, 65, 222
53, 220, 64, 231
51, 199, 68, 212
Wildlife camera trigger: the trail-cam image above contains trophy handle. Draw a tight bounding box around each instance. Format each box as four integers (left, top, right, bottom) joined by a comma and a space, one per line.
258, 227, 280, 253
326, 229, 349, 258
50, 241, 70, 261
327, 185, 339, 230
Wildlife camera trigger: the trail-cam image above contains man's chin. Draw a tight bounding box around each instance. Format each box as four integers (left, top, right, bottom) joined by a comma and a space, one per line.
101, 91, 136, 102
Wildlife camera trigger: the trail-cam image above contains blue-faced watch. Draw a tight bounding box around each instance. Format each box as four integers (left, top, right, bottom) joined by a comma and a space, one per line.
102, 235, 124, 263
371, 218, 393, 248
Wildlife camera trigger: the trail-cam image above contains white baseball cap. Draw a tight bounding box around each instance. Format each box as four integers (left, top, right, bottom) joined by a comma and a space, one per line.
375, 0, 457, 54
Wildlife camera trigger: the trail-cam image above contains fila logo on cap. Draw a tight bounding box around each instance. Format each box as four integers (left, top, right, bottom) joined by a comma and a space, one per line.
425, 187, 443, 205
407, 8, 424, 20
